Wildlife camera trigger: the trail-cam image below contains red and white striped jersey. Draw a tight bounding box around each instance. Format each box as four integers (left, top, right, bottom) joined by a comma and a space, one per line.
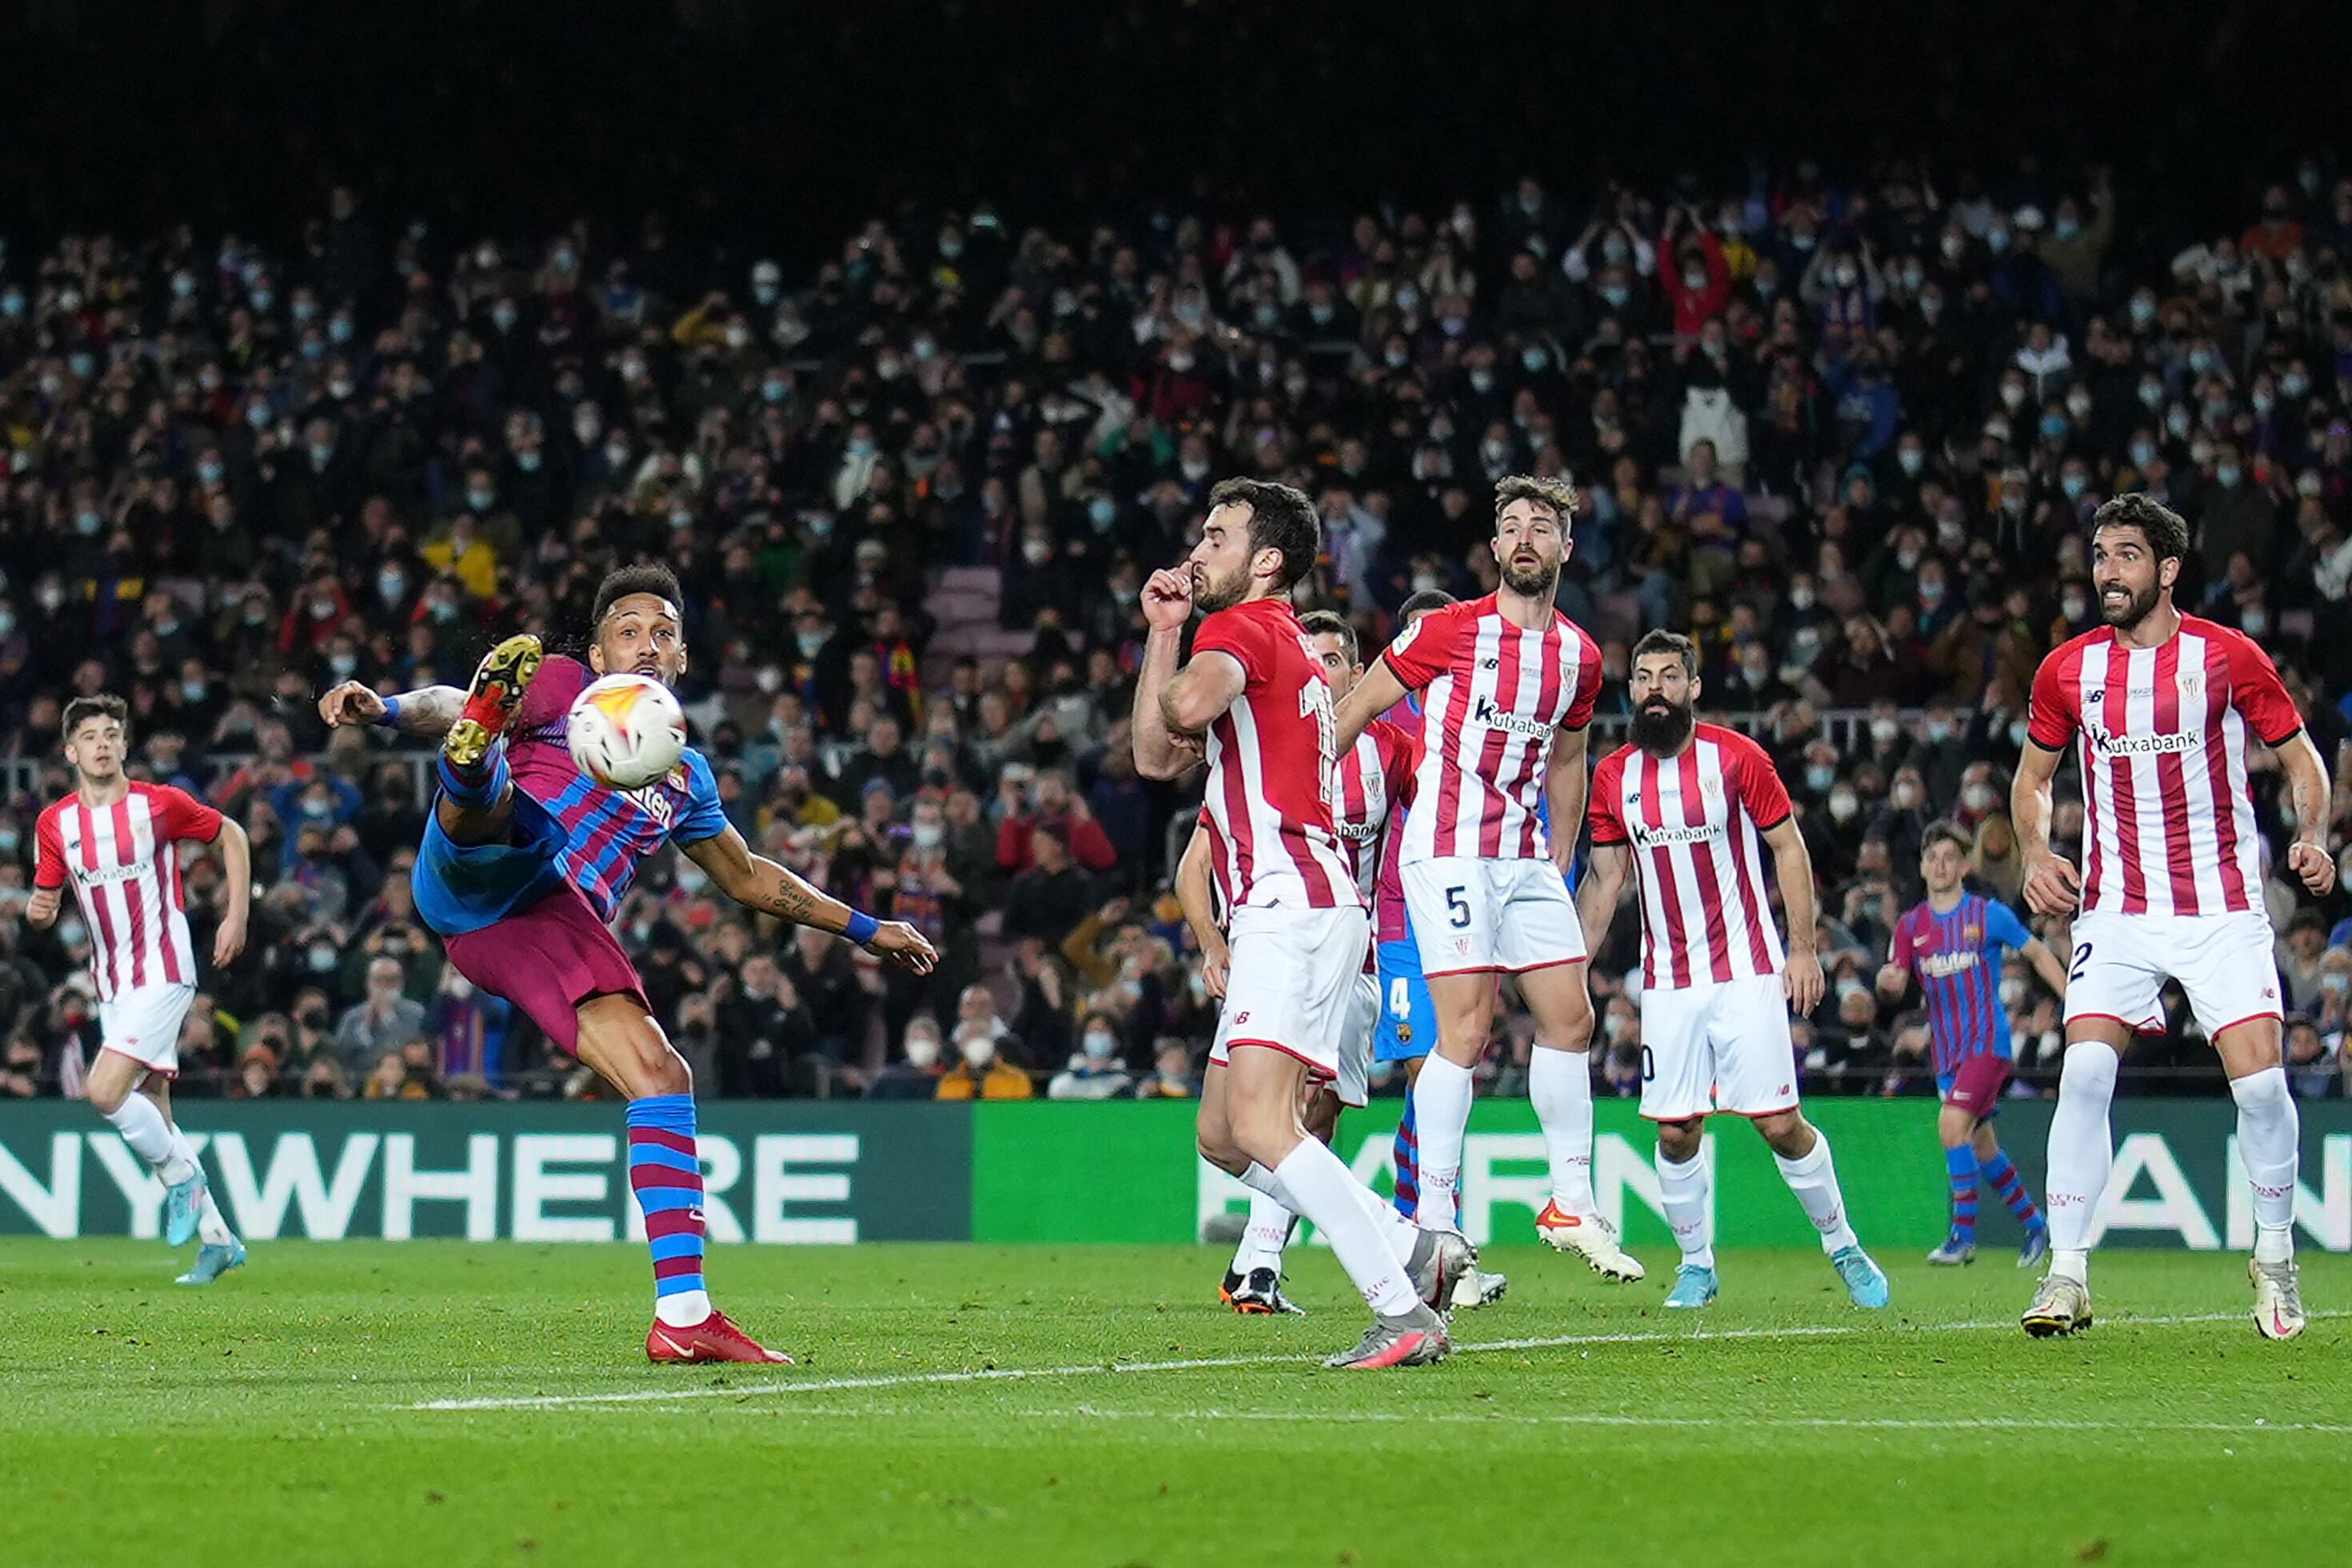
1589, 724, 1792, 991
1192, 596, 1360, 912
2026, 616, 2302, 917
33, 783, 222, 1002
1379, 592, 1602, 864
1332, 717, 1416, 900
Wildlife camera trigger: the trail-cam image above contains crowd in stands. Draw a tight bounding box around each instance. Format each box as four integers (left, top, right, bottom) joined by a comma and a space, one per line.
9, 154, 2352, 1106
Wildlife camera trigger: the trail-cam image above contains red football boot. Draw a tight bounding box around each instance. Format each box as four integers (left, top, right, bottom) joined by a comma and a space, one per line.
645, 1309, 794, 1365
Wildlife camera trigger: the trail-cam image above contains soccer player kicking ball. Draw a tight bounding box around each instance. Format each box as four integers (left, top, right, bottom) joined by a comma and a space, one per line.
29, 696, 251, 1284
1577, 632, 1890, 1311
1877, 821, 2067, 1267
321, 565, 936, 1364
1180, 609, 1507, 1317
1135, 480, 1470, 1370
1333, 476, 1642, 1282
2013, 495, 2334, 1341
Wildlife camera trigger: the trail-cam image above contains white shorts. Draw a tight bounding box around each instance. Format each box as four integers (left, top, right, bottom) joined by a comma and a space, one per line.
97, 982, 196, 1079
1333, 972, 1376, 1109
1402, 856, 1586, 978
2063, 908, 2282, 1041
1638, 972, 1798, 1122
1208, 904, 1369, 1086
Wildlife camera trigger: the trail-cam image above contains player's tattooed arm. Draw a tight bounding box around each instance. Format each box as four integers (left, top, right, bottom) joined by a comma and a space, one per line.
1574, 841, 1631, 958
2276, 730, 2338, 896
317, 680, 465, 736
1332, 655, 1408, 755
684, 828, 940, 972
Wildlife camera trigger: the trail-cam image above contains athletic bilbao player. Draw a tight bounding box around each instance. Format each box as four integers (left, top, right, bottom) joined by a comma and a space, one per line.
2014, 495, 2334, 1340
1134, 479, 1469, 1369
1876, 821, 2066, 1267
321, 565, 935, 1363
1180, 608, 1507, 1316
29, 696, 253, 1283
1332, 476, 1641, 1282
1578, 632, 1890, 1310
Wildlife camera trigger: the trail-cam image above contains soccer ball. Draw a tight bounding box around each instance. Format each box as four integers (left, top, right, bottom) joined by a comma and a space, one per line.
568, 672, 688, 790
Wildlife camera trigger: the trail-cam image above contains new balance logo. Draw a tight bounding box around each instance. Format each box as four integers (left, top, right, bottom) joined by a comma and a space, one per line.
1233, 1011, 1250, 1026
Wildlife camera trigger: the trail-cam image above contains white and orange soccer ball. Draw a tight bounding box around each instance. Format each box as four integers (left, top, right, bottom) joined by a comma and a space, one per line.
567, 672, 688, 790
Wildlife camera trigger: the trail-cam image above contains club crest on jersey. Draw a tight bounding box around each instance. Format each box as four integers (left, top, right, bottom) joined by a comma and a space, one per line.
1471, 694, 1551, 738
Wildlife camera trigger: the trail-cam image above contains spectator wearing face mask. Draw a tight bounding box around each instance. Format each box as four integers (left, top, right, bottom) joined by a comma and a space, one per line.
869, 1015, 948, 1099
1048, 1011, 1136, 1099
2276, 914, 2332, 1011
1132, 1039, 1200, 1099
935, 1022, 1033, 1100
333, 957, 427, 1079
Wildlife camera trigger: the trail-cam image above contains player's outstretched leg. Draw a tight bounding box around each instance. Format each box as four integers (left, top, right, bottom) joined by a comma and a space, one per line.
1654, 1122, 1718, 1307
1931, 1102, 1979, 1266
85, 1054, 208, 1247
2025, 1040, 2116, 1336
1756, 1111, 1887, 1309
2226, 1055, 2306, 1340
572, 994, 789, 1365
434, 634, 543, 844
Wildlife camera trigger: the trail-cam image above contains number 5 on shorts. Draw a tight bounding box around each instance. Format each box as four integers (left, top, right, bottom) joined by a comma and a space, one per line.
1445, 886, 1471, 928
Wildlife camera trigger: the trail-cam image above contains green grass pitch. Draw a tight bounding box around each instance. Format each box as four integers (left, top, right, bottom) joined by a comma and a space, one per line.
2, 1239, 2346, 1567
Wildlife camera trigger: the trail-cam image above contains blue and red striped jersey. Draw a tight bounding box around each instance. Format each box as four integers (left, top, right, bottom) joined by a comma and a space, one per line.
1887, 893, 2034, 1076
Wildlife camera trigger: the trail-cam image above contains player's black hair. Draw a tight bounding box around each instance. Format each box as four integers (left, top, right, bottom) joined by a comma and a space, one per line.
1631, 628, 1699, 676
1297, 608, 1360, 665
2090, 493, 2190, 565
1207, 477, 1320, 592
1920, 819, 1975, 858
590, 564, 685, 632
1396, 588, 1456, 622
62, 693, 129, 742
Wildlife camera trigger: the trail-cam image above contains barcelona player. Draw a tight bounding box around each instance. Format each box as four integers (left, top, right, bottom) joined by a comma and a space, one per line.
321, 565, 935, 1364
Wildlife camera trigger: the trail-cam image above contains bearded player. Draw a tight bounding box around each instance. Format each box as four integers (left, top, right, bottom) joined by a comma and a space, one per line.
2014, 495, 2333, 1340
1579, 632, 1889, 1310
1876, 820, 2066, 1267
1136, 479, 1469, 1370
321, 565, 935, 1364
29, 695, 253, 1285
1181, 608, 1507, 1316
1332, 476, 1640, 1282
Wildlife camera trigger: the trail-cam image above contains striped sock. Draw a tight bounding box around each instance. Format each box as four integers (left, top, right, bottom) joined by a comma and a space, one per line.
1981, 1150, 2043, 1229
1391, 1095, 1420, 1220
436, 745, 509, 806
625, 1095, 711, 1328
1945, 1145, 1979, 1238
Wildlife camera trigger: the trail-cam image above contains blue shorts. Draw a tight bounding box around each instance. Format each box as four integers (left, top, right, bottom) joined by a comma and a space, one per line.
413, 787, 573, 939
1373, 935, 1439, 1063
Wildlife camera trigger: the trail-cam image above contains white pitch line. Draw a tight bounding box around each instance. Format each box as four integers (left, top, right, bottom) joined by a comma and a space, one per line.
404, 1308, 2338, 1414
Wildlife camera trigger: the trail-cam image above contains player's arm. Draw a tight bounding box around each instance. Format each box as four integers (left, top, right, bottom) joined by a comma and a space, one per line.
1875, 928, 1912, 1002
681, 826, 936, 974
2010, 738, 2080, 916
1574, 840, 1631, 956
1174, 823, 1229, 999
26, 811, 65, 927
1131, 569, 1240, 780
2274, 729, 2340, 896
1333, 655, 1410, 754
319, 680, 466, 737
2019, 936, 2070, 999
211, 816, 252, 967
1545, 723, 1590, 876
1761, 816, 1824, 1015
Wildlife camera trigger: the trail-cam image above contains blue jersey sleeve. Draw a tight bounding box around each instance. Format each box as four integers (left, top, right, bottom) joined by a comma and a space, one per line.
1984, 900, 2032, 955
670, 750, 729, 845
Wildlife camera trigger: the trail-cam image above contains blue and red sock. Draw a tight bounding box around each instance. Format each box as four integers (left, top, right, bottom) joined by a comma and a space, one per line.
626, 1094, 710, 1323
1392, 1094, 1420, 1220
436, 744, 509, 806
1945, 1145, 1979, 1239
1981, 1149, 2043, 1230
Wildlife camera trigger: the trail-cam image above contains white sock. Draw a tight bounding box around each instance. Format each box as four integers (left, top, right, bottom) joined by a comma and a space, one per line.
1409, 1054, 1476, 1231
1658, 1150, 1714, 1269
1773, 1129, 1859, 1254
169, 1129, 237, 1246
1240, 1160, 1298, 1207
1272, 1141, 1420, 1316
103, 1094, 182, 1175
1241, 1158, 1416, 1267
1528, 1046, 1596, 1214
655, 1290, 713, 1327
1230, 1189, 1296, 1277
2230, 1065, 2298, 1264
2045, 1043, 2118, 1279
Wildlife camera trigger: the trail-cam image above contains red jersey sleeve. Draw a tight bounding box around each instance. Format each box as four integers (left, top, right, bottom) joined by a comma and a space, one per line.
1561, 621, 1604, 730
1191, 604, 1269, 688
2027, 644, 2081, 752
32, 804, 68, 891
1379, 601, 1464, 692
1587, 750, 1631, 846
1728, 732, 1794, 831
2220, 628, 2305, 747
149, 784, 224, 844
